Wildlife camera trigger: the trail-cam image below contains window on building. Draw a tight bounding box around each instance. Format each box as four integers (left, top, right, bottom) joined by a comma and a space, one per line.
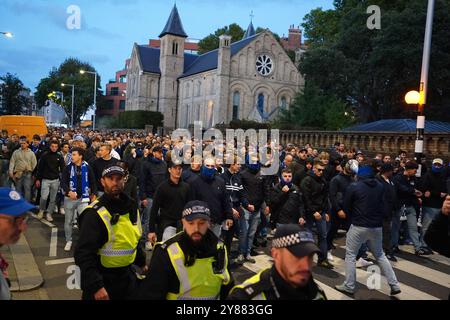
197, 81, 201, 96
185, 83, 190, 98
210, 78, 215, 95
119, 75, 126, 83
184, 105, 190, 128
106, 100, 114, 109
232, 91, 240, 120
207, 101, 214, 128
280, 96, 287, 109
172, 41, 178, 55
119, 100, 126, 110
257, 93, 265, 115
110, 87, 119, 96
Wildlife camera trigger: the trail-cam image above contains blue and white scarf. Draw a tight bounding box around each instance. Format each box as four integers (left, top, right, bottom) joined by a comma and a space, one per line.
70, 161, 90, 202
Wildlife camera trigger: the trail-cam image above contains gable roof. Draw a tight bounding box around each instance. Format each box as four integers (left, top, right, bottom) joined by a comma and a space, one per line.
159, 5, 188, 38
136, 45, 198, 75
344, 119, 450, 133
180, 33, 260, 78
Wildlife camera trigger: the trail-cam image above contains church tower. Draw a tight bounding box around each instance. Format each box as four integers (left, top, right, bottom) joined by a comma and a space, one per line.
159, 4, 187, 131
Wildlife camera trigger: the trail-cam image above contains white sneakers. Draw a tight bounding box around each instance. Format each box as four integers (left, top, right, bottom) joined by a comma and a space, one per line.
356, 257, 374, 268
60, 207, 65, 215
327, 251, 334, 262
46, 213, 54, 222
37, 210, 44, 219
64, 241, 72, 252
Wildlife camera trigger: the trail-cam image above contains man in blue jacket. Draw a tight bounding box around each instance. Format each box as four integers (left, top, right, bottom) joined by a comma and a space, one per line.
335, 160, 401, 296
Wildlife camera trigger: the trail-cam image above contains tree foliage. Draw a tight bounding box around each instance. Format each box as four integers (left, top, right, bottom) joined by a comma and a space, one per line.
35, 58, 103, 124
110, 111, 163, 129
0, 73, 30, 115
299, 0, 450, 123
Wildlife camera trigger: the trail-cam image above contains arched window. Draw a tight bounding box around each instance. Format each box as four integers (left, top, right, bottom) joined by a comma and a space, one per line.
207, 101, 214, 128
197, 80, 201, 96
210, 78, 215, 95
232, 91, 240, 120
185, 83, 190, 98
184, 105, 190, 128
280, 96, 287, 109
257, 93, 265, 115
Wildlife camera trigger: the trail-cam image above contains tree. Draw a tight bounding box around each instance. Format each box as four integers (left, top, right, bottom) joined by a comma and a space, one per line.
0, 73, 29, 115
299, 0, 450, 123
35, 58, 103, 124
275, 82, 354, 130
198, 24, 245, 54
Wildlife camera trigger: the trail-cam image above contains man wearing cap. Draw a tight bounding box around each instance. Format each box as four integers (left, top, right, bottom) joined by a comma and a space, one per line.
228, 224, 326, 300
139, 200, 234, 300
0, 188, 35, 300
335, 160, 401, 296
420, 158, 447, 253
74, 165, 145, 300
392, 160, 427, 255
147, 159, 190, 244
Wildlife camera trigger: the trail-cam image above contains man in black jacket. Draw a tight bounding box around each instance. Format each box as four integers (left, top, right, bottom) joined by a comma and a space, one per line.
139, 146, 168, 249
327, 160, 357, 256
376, 163, 398, 261
147, 160, 190, 244
392, 161, 426, 255
189, 157, 233, 238
270, 168, 304, 227
420, 158, 447, 252
35, 140, 65, 222
335, 161, 401, 296
424, 195, 450, 258
239, 157, 268, 263
219, 156, 248, 256
90, 143, 118, 195
292, 147, 308, 187
300, 159, 333, 269
74, 165, 145, 300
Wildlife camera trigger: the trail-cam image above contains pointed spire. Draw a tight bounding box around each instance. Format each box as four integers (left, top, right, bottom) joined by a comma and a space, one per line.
159, 4, 188, 38
243, 21, 256, 39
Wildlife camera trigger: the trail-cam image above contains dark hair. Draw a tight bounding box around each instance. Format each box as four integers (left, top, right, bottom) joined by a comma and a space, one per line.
32, 134, 41, 141
116, 161, 129, 171
61, 142, 69, 148
281, 168, 292, 175
50, 140, 59, 147
71, 147, 85, 159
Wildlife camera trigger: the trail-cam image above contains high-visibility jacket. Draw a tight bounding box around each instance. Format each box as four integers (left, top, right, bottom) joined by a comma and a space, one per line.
164, 234, 231, 300
88, 200, 142, 268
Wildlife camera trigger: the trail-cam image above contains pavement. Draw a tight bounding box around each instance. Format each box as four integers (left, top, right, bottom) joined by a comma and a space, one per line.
3, 213, 450, 300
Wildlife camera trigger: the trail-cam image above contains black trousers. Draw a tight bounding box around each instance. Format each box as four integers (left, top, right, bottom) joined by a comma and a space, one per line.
327, 209, 349, 250
82, 267, 137, 300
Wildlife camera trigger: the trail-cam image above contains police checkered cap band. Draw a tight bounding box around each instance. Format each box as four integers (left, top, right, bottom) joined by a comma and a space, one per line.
102, 166, 125, 177
182, 205, 210, 219
272, 231, 315, 248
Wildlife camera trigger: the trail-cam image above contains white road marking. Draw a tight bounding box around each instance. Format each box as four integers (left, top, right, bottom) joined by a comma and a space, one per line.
398, 245, 450, 267
45, 258, 75, 266
331, 254, 439, 300
392, 257, 450, 288
31, 213, 56, 228
49, 228, 58, 257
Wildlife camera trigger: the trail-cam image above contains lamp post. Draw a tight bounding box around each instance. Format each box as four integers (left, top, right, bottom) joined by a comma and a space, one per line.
1, 32, 13, 38
62, 83, 75, 127
405, 0, 435, 177
80, 70, 98, 130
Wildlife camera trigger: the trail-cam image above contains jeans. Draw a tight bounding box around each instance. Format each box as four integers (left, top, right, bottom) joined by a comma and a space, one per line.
64, 197, 88, 242
141, 198, 153, 240
421, 207, 441, 248
306, 212, 328, 262
162, 226, 177, 242
238, 208, 261, 256
391, 206, 419, 250
342, 225, 400, 291
39, 179, 60, 214
15, 172, 32, 202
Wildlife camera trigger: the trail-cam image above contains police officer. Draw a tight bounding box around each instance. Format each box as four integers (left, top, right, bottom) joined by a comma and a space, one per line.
139, 200, 234, 300
74, 165, 145, 300
0, 188, 35, 300
227, 224, 327, 300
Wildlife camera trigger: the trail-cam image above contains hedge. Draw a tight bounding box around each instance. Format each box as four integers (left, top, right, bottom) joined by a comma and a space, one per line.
110, 111, 163, 129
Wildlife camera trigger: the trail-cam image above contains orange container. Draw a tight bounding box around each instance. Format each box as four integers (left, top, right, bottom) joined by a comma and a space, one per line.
0, 115, 48, 141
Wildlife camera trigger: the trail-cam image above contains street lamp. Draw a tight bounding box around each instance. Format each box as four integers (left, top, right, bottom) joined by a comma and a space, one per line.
80, 69, 98, 130
1, 32, 13, 38
61, 83, 75, 127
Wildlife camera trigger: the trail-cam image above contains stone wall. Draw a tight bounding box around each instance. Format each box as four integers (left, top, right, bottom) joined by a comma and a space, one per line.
280, 130, 450, 160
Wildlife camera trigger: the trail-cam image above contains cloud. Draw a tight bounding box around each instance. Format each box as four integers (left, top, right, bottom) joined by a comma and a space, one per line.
2, 0, 122, 39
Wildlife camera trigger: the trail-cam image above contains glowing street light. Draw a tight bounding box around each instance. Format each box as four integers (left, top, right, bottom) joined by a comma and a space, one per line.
405, 90, 421, 105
